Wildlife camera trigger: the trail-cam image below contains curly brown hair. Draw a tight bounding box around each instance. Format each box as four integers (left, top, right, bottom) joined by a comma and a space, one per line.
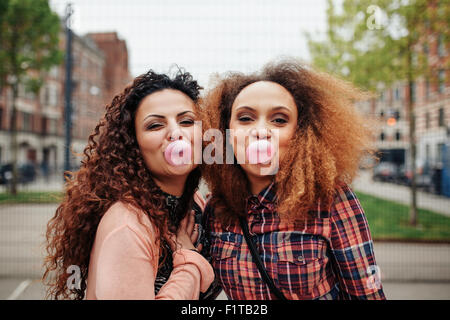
201, 58, 377, 224
43, 69, 203, 300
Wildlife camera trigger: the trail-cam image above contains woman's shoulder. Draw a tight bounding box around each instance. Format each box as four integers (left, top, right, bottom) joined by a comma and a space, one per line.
333, 182, 359, 204
97, 201, 156, 242
330, 181, 365, 218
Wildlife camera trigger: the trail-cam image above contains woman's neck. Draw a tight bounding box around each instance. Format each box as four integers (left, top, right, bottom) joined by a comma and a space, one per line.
152, 175, 188, 197
247, 174, 273, 196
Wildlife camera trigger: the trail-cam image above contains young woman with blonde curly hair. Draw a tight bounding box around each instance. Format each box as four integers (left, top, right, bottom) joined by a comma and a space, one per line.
201, 59, 386, 300
43, 69, 220, 300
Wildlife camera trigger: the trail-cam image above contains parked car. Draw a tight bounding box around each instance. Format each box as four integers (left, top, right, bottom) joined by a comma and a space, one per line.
0, 163, 36, 185
372, 162, 400, 182
397, 164, 432, 190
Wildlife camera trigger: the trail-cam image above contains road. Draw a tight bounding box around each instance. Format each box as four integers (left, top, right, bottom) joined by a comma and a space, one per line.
0, 202, 449, 299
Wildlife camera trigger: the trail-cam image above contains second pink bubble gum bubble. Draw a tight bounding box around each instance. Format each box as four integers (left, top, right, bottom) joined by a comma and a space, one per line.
246, 140, 274, 164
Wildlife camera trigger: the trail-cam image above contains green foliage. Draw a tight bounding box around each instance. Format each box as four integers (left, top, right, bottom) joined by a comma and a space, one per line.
0, 0, 63, 88
307, 0, 449, 91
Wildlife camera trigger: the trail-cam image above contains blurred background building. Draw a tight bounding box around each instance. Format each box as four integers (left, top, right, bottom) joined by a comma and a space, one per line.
0, 29, 131, 177
357, 14, 449, 197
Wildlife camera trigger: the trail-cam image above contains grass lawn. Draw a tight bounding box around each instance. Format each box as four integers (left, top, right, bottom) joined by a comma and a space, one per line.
355, 191, 450, 242
1, 190, 449, 242
0, 191, 63, 205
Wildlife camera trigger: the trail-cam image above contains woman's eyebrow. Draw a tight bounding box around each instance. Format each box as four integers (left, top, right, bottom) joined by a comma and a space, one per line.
177, 110, 195, 117
143, 114, 165, 122
235, 106, 292, 113
143, 110, 195, 123
271, 106, 292, 113
235, 106, 256, 112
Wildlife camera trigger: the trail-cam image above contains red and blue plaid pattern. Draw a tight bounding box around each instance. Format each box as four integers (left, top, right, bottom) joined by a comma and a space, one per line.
204, 182, 386, 300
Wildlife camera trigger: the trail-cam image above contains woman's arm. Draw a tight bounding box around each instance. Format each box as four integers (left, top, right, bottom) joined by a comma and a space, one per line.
329, 184, 386, 300
93, 205, 214, 299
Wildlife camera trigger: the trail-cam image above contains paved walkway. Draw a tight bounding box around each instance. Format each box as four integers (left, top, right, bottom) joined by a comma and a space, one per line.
1, 172, 449, 299
1, 203, 449, 300
1, 278, 449, 300
352, 170, 450, 216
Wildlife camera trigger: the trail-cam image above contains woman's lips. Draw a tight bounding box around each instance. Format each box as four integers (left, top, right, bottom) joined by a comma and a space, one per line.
164, 140, 192, 166
246, 139, 274, 164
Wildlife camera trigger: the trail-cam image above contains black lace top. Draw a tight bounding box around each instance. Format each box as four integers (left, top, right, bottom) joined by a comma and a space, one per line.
153, 191, 221, 299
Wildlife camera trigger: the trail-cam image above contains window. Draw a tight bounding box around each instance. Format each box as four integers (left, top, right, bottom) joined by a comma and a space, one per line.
18, 83, 25, 99
438, 143, 445, 163
439, 69, 445, 94
49, 66, 59, 78
425, 78, 430, 100
43, 84, 59, 107
22, 112, 32, 132
380, 132, 385, 141
426, 112, 430, 129
411, 82, 416, 103
395, 131, 401, 141
395, 87, 401, 101
393, 110, 400, 120
49, 119, 57, 135
438, 107, 445, 127
41, 117, 47, 135
0, 107, 3, 130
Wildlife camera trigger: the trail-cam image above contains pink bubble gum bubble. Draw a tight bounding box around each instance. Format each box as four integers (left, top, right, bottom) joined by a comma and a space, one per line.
246, 140, 274, 164
164, 140, 192, 166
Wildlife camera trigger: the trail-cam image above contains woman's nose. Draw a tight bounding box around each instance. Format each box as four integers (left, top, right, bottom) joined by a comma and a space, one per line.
249, 127, 272, 140
167, 127, 183, 141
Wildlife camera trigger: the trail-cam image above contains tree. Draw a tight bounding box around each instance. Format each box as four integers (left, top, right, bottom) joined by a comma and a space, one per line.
0, 0, 63, 195
307, 0, 449, 226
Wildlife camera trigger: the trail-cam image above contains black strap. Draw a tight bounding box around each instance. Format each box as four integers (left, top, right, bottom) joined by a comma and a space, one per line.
239, 217, 288, 300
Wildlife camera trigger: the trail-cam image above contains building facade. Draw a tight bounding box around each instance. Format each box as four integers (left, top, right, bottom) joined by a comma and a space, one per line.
364, 27, 449, 174
88, 32, 133, 105
0, 30, 131, 177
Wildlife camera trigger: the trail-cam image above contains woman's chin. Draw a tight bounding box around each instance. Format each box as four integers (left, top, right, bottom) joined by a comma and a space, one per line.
243, 162, 277, 177
166, 162, 197, 176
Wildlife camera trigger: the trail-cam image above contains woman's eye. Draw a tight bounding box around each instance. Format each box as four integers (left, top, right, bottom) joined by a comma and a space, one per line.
238, 116, 253, 122
146, 123, 163, 130
180, 119, 195, 125
273, 118, 288, 124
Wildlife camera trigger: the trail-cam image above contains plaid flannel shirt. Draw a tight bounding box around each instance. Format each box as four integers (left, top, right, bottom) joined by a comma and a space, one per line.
204, 182, 386, 300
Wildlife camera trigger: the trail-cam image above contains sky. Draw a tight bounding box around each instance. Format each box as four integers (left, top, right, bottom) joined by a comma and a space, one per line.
49, 0, 330, 88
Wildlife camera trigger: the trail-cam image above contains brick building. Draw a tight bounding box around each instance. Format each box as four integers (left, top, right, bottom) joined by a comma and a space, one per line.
362, 26, 449, 175
354, 0, 449, 180
87, 32, 133, 105
0, 30, 131, 176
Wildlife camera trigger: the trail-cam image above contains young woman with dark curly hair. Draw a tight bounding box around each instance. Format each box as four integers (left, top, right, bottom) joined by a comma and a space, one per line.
201, 59, 386, 300
43, 69, 219, 300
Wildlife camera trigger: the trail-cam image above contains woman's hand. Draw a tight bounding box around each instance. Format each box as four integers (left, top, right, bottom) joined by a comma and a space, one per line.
169, 210, 202, 252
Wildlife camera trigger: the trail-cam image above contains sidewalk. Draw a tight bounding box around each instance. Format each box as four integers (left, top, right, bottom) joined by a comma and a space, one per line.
1, 278, 449, 300
352, 170, 450, 216
1, 174, 449, 300
0, 174, 64, 193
